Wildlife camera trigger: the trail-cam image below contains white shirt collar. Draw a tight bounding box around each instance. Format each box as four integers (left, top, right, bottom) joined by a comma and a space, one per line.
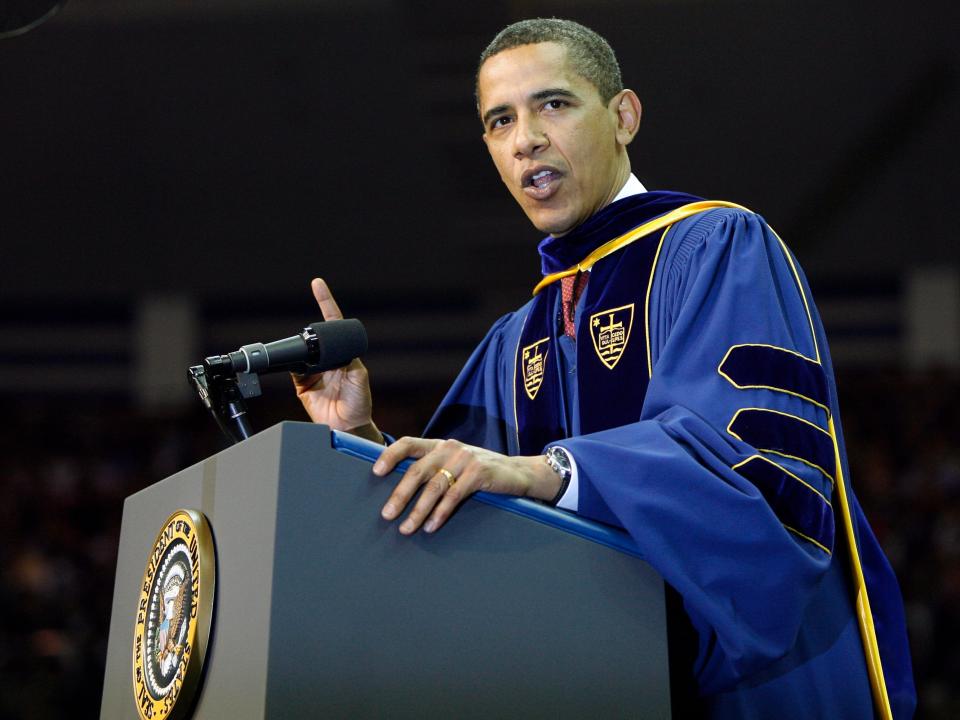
612, 173, 647, 203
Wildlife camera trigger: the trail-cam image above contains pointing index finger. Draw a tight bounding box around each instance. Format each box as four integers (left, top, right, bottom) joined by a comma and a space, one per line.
311, 277, 344, 321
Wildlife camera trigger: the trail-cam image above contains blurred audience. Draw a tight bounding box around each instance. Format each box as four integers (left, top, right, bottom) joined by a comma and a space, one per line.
0, 371, 956, 717
842, 369, 960, 718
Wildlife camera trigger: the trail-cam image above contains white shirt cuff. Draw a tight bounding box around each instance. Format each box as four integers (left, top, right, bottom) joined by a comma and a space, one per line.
553, 446, 579, 512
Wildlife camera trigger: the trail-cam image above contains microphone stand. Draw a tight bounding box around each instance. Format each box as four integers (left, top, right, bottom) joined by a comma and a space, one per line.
188, 356, 263, 445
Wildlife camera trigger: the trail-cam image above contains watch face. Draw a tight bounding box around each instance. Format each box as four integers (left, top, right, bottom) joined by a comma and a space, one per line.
548, 447, 571, 476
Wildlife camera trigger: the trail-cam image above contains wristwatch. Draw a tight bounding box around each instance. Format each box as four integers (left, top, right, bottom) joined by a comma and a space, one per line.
544, 446, 573, 505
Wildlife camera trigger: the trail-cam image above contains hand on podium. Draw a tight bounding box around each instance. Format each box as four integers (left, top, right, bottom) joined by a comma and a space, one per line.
292, 278, 384, 444
373, 438, 563, 535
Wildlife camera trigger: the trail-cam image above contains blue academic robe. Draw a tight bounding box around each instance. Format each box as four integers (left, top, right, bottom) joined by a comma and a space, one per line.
425, 194, 916, 718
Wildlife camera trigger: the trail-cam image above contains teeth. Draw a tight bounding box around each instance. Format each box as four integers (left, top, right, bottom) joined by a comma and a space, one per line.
529, 169, 556, 188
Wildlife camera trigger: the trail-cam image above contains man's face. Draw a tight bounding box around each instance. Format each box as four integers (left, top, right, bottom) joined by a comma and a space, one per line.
478, 42, 630, 236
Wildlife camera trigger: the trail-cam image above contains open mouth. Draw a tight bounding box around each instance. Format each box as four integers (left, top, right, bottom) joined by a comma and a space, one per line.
522, 167, 562, 200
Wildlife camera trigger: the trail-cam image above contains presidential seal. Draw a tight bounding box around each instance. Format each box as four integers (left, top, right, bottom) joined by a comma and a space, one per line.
590, 304, 634, 370
132, 509, 215, 720
521, 337, 550, 400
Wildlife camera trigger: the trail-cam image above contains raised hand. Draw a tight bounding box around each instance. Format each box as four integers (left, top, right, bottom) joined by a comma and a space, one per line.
292, 278, 383, 444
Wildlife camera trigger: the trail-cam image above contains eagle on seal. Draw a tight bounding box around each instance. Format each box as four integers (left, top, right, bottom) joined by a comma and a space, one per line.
156, 572, 188, 666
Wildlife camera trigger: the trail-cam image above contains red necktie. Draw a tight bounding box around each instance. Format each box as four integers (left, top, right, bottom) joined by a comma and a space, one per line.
560, 271, 589, 338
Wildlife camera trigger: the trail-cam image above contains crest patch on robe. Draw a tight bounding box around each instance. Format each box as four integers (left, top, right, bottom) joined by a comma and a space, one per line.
521, 337, 550, 400
589, 304, 635, 370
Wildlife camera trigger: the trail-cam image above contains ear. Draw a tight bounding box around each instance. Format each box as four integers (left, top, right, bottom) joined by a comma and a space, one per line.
612, 89, 642, 146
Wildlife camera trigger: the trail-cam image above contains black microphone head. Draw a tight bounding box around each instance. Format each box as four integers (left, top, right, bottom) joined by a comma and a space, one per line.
307, 318, 367, 371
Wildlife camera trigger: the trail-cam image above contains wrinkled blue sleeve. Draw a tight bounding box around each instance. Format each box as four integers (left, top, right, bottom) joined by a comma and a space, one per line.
560, 210, 867, 694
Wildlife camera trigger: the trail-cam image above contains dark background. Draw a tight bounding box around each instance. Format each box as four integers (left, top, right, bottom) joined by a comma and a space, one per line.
1, 0, 958, 717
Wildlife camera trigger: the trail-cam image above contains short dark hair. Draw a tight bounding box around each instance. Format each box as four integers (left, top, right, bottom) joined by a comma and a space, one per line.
476, 18, 623, 107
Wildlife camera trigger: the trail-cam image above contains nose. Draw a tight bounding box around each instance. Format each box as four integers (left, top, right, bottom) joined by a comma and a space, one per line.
513, 112, 548, 159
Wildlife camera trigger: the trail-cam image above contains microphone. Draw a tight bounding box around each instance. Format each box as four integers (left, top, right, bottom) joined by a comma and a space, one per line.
222, 319, 367, 375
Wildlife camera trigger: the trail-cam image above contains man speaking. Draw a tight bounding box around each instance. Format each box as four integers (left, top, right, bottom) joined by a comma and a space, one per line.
292, 18, 915, 719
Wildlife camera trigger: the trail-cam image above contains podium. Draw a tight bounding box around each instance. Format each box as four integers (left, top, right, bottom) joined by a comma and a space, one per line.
100, 422, 672, 718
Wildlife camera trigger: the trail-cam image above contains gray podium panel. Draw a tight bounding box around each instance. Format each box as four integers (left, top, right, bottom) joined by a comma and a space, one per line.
101, 422, 671, 719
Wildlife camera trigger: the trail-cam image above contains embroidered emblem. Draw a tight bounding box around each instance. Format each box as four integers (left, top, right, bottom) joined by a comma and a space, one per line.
521, 337, 550, 400
590, 304, 634, 370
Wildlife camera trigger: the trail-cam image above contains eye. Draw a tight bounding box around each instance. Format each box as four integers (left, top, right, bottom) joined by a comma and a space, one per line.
544, 99, 568, 111
489, 116, 512, 130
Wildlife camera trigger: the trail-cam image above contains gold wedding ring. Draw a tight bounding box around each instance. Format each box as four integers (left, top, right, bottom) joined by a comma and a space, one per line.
437, 467, 456, 488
